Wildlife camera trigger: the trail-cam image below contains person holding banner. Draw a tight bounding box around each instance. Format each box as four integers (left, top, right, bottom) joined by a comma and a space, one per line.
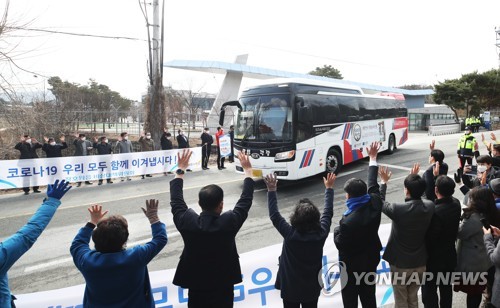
73, 133, 94, 187
264, 172, 335, 308
42, 136, 68, 158
139, 132, 155, 179
0, 179, 71, 308
93, 136, 113, 185
114, 132, 133, 181
15, 135, 42, 194
169, 150, 254, 308
70, 200, 167, 307
334, 142, 384, 308
216, 126, 226, 170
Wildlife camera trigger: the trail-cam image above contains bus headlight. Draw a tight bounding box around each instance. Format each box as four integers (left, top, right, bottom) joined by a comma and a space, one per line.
275, 150, 295, 161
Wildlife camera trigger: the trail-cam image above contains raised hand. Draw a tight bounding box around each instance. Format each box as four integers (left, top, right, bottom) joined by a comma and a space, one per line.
263, 173, 278, 191
323, 172, 336, 189
43, 136, 49, 142
378, 166, 392, 183
238, 152, 253, 177
20, 135, 25, 142
31, 138, 39, 143
88, 204, 108, 225
429, 140, 435, 151
480, 170, 488, 186
491, 133, 497, 142
481, 133, 486, 142
141, 199, 159, 224
491, 225, 500, 237
59, 135, 65, 142
46, 179, 72, 200
433, 161, 440, 177
177, 149, 192, 171
93, 137, 98, 143
365, 142, 380, 161
410, 163, 420, 175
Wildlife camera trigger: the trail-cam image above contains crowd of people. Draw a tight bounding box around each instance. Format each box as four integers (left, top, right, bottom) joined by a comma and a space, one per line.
3, 127, 500, 308
14, 126, 235, 193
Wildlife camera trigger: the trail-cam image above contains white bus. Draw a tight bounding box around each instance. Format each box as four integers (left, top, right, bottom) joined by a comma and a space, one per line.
219, 78, 408, 179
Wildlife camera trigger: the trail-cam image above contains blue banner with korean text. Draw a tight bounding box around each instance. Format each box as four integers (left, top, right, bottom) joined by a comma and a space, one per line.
0, 148, 202, 189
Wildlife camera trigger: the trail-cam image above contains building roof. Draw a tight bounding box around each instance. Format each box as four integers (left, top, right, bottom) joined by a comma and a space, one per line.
164, 59, 434, 97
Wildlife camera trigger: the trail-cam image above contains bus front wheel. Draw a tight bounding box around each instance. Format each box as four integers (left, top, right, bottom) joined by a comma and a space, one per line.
326, 149, 342, 175
386, 134, 396, 154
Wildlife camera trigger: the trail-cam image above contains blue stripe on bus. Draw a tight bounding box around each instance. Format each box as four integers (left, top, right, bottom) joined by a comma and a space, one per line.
299, 151, 308, 168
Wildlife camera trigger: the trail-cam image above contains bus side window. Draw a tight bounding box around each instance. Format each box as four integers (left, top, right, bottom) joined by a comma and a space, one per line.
338, 96, 359, 122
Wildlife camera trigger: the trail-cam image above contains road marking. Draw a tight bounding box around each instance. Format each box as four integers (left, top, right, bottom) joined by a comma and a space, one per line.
24, 231, 181, 273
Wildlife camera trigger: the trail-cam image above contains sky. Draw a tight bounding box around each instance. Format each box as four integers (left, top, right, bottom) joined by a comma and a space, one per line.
2, 0, 500, 102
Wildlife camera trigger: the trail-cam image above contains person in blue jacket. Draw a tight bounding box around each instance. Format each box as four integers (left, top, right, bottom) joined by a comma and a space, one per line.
70, 199, 167, 307
0, 179, 71, 308
263, 172, 336, 308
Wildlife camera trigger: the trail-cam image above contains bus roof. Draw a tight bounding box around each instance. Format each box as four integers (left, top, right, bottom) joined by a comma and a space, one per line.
244, 78, 364, 94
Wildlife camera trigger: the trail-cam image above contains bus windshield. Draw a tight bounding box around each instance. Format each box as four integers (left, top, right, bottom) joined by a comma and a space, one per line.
236, 94, 292, 142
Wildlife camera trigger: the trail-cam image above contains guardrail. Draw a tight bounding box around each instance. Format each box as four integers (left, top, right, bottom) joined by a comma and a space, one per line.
428, 123, 461, 136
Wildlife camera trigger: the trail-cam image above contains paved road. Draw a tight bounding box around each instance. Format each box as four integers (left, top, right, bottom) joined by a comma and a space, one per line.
1, 130, 496, 306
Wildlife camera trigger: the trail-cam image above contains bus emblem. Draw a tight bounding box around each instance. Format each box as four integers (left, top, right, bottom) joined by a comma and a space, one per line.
353, 124, 362, 141
251, 153, 260, 159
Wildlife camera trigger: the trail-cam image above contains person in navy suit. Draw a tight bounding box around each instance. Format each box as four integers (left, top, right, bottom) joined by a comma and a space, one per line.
169, 150, 255, 308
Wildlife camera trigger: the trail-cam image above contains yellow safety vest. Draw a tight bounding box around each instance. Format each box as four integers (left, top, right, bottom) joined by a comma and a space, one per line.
457, 134, 476, 156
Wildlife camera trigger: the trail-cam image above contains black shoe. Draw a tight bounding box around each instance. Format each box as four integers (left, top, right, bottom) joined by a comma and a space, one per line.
186, 169, 192, 172
146, 175, 152, 177
85, 181, 93, 185
127, 178, 132, 181
77, 183, 82, 187
108, 181, 113, 184
98, 182, 103, 186
24, 192, 29, 195
202, 167, 208, 170
221, 167, 226, 169
141, 175, 145, 179
33, 190, 41, 193
218, 167, 222, 170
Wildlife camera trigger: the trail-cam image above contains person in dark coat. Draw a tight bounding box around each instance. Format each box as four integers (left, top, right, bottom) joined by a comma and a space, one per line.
41, 135, 68, 158
73, 133, 94, 186
334, 142, 383, 308
176, 129, 189, 149
423, 140, 449, 202
15, 134, 42, 194
160, 128, 173, 150
380, 163, 435, 308
169, 150, 255, 308
264, 172, 335, 308
93, 136, 113, 185
200, 128, 213, 170
421, 175, 461, 308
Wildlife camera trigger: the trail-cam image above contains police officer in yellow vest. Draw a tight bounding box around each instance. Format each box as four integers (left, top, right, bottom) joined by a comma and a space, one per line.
457, 126, 479, 169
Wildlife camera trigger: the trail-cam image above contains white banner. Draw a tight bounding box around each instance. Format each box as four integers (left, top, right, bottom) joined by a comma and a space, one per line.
219, 135, 232, 157
0, 148, 202, 189
15, 224, 395, 307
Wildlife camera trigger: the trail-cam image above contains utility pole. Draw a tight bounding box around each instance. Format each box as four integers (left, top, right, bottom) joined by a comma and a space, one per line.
142, 0, 166, 147
496, 27, 500, 68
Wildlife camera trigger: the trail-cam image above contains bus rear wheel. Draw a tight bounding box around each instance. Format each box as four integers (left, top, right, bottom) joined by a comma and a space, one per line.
386, 134, 396, 154
326, 149, 342, 175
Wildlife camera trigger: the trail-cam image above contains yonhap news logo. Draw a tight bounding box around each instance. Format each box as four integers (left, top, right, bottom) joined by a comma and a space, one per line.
318, 261, 348, 296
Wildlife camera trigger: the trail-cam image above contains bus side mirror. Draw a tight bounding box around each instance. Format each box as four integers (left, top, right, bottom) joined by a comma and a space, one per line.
295, 96, 305, 107
219, 109, 226, 126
